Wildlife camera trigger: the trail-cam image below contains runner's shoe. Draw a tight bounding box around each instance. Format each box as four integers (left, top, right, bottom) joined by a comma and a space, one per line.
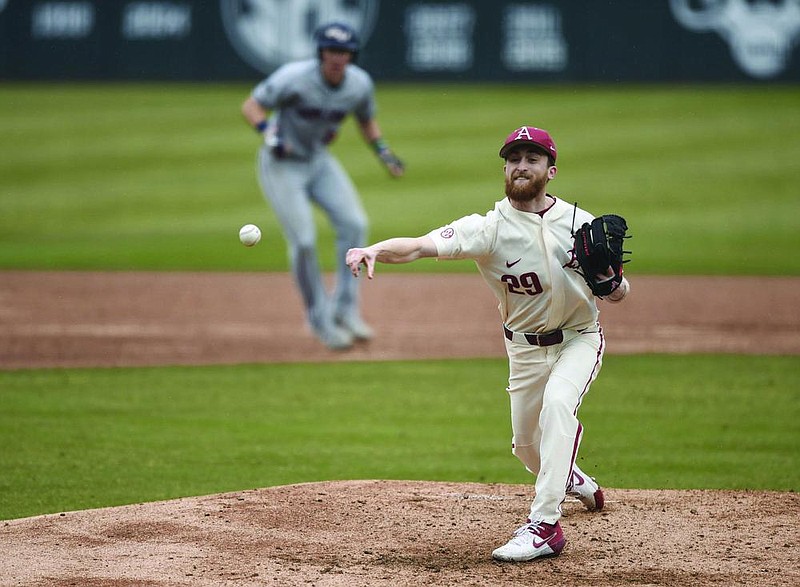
491, 520, 565, 562
335, 313, 374, 341
315, 323, 354, 350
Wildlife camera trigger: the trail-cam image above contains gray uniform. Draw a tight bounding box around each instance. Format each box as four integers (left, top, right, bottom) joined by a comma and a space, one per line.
252, 59, 375, 334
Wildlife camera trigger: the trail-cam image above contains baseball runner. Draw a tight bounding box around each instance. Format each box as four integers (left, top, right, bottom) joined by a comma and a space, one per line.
241, 22, 404, 350
346, 125, 631, 562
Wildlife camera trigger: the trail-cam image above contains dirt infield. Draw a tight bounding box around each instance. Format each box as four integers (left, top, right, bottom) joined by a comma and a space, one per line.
1, 271, 799, 586
1, 272, 798, 369
3, 481, 798, 587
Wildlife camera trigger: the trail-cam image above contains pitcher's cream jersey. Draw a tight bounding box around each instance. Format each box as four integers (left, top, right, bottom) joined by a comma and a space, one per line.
428, 197, 599, 333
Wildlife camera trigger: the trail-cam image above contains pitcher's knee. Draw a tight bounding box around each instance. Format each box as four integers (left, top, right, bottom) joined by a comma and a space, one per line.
540, 395, 576, 421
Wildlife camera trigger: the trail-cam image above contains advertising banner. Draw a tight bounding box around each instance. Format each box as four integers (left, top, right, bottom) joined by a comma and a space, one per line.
1, 0, 798, 82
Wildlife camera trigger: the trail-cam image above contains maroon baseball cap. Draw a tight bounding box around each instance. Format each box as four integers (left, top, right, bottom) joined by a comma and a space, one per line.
499, 126, 557, 161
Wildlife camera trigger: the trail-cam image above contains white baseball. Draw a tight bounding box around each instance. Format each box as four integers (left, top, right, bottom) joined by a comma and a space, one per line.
239, 224, 261, 247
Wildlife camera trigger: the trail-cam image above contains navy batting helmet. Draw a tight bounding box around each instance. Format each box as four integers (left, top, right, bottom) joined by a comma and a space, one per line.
315, 22, 359, 59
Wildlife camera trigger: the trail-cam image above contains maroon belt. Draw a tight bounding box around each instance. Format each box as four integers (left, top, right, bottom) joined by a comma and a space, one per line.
503, 325, 564, 347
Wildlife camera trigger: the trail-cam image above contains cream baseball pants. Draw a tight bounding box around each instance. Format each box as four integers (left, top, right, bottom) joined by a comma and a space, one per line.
504, 328, 604, 524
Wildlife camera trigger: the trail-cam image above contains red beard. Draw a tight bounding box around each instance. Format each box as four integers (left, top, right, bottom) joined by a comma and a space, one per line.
504, 173, 548, 202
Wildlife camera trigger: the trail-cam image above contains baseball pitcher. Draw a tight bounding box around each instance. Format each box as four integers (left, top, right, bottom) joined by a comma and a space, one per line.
241, 22, 404, 350
346, 125, 631, 562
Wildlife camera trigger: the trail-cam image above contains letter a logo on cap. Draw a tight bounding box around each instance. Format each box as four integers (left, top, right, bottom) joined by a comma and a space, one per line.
500, 125, 557, 161
515, 126, 533, 141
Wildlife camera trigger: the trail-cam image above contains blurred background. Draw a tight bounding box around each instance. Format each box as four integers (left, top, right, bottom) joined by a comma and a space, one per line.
1, 0, 798, 275
3, 0, 799, 82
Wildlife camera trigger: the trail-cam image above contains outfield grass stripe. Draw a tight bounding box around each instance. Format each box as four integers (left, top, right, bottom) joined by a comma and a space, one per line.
1, 84, 798, 274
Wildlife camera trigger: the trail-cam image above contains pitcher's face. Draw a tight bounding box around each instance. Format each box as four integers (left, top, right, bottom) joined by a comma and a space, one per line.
503, 148, 556, 202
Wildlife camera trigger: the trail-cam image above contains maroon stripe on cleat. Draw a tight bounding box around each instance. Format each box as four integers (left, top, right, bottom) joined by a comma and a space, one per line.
593, 488, 605, 511
550, 536, 566, 555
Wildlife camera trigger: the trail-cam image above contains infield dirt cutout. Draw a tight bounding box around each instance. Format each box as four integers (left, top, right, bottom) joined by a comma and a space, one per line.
1, 272, 798, 586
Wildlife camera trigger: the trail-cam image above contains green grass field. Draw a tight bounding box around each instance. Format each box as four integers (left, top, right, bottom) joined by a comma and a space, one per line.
1, 83, 798, 274
1, 355, 797, 521
1, 84, 798, 521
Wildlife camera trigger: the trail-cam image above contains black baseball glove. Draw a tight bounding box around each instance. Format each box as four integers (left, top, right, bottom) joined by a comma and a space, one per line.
573, 214, 631, 297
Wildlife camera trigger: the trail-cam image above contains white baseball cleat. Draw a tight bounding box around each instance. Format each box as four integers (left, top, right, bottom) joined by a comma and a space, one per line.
335, 313, 374, 341
567, 470, 605, 512
492, 519, 566, 562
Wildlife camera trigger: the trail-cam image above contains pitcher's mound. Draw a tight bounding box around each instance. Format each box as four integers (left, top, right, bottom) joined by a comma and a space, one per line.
2, 480, 797, 586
